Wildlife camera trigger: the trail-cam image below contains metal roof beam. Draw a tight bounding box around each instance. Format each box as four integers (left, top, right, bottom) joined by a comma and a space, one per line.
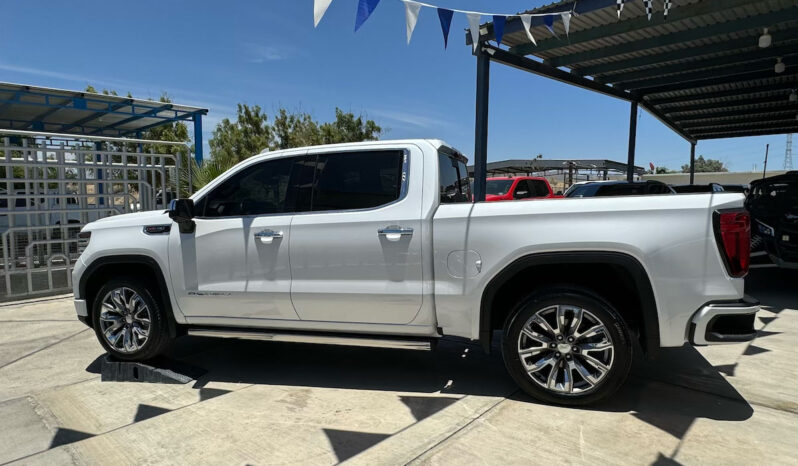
510, 0, 762, 57
546, 5, 798, 68
646, 82, 798, 106
482, 45, 634, 102
118, 111, 199, 135
695, 125, 798, 140
88, 103, 173, 135
61, 100, 133, 132
639, 70, 798, 98
684, 120, 798, 133
621, 59, 796, 92
681, 114, 798, 130
606, 44, 798, 86
661, 94, 793, 115
674, 104, 798, 123
577, 34, 797, 78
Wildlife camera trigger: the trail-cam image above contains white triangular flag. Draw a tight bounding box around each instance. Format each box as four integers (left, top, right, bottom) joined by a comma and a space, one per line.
561, 12, 571, 36
466, 12, 481, 51
520, 14, 537, 46
404, 1, 422, 44
314, 0, 334, 27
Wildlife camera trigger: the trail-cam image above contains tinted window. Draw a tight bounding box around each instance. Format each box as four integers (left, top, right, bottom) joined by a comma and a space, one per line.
198, 157, 297, 217
486, 179, 513, 195
439, 153, 471, 203
311, 150, 404, 211
529, 180, 550, 197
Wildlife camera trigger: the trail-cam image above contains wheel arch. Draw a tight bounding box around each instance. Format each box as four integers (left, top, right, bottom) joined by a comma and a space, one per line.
78, 254, 178, 337
479, 251, 660, 356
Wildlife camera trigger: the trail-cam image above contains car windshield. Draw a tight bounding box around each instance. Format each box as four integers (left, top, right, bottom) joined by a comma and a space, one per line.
486, 179, 514, 195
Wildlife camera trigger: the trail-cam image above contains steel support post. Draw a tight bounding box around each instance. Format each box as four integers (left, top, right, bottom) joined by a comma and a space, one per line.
193, 113, 203, 166
627, 101, 638, 182
689, 142, 696, 185
473, 46, 490, 202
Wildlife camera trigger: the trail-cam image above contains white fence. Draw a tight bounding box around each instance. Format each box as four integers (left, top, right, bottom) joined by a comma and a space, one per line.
0, 130, 191, 300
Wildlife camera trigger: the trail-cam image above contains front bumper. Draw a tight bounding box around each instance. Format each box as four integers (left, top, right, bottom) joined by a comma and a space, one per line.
689, 296, 759, 345
74, 299, 91, 327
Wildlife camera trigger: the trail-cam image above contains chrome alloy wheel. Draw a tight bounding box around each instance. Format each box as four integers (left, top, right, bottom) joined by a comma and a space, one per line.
98, 287, 151, 354
517, 304, 614, 395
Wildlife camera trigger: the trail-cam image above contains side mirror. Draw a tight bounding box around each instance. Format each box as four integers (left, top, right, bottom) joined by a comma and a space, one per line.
168, 198, 195, 234
515, 190, 529, 199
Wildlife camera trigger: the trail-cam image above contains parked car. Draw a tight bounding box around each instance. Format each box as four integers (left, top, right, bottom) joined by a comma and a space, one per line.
671, 183, 725, 193
721, 184, 748, 194
485, 176, 561, 201
565, 180, 675, 197
745, 171, 798, 269
73, 139, 757, 405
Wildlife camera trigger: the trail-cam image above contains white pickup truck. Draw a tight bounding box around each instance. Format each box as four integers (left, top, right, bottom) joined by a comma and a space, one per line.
72, 139, 758, 404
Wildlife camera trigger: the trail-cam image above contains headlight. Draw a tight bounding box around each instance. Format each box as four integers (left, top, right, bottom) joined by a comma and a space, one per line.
77, 231, 91, 254
756, 220, 775, 237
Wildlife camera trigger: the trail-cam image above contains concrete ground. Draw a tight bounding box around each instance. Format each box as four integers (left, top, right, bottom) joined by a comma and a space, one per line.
1, 269, 796, 465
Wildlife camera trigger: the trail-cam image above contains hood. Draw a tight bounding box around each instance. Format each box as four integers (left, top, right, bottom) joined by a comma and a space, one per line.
84, 209, 171, 231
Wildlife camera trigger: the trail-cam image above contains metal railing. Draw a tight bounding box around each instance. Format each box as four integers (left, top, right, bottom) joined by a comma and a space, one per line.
0, 129, 193, 300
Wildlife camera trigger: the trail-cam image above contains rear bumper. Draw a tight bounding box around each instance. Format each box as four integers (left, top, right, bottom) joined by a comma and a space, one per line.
689, 296, 759, 345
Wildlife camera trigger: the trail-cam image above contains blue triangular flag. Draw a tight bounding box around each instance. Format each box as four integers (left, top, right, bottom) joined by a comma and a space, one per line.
437, 8, 454, 48
492, 15, 506, 46
543, 14, 558, 37
355, 0, 381, 32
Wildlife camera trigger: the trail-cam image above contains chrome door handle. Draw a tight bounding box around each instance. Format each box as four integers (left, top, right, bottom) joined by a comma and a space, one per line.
255, 229, 283, 244
378, 225, 413, 241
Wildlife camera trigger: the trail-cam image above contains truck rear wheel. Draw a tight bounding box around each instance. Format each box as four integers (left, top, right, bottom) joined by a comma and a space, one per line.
502, 287, 632, 405
91, 276, 171, 361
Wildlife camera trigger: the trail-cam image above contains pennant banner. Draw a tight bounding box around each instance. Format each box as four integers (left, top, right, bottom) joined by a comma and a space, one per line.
314, 0, 678, 50
404, 0, 421, 43
314, 0, 334, 27
355, 0, 381, 31
466, 13, 481, 52
437, 8, 454, 48
520, 15, 537, 46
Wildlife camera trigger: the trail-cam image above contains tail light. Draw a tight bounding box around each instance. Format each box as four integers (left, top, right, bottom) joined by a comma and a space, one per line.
713, 209, 750, 278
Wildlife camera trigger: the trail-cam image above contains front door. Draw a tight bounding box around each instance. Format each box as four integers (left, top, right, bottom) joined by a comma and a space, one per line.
168, 152, 306, 322
289, 146, 423, 324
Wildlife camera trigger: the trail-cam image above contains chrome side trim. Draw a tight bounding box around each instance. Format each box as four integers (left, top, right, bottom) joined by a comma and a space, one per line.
186, 328, 433, 351
690, 302, 759, 345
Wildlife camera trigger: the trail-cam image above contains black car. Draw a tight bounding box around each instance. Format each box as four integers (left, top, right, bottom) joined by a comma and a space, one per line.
671, 183, 725, 193
565, 180, 675, 197
746, 171, 798, 268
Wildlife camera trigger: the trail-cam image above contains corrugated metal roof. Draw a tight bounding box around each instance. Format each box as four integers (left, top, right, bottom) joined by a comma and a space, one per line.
0, 82, 208, 137
473, 0, 798, 141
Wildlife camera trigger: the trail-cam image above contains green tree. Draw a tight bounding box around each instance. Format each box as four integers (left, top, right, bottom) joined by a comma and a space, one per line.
655, 166, 676, 174
681, 156, 728, 173
196, 105, 383, 190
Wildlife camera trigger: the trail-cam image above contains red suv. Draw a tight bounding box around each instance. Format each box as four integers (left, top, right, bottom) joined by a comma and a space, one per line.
485, 176, 562, 201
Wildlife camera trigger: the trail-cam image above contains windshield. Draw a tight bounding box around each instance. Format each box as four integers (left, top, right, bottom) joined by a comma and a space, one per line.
486, 179, 514, 195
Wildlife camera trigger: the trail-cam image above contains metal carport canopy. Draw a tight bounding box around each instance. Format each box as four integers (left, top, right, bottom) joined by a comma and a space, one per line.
468, 0, 798, 200
0, 82, 209, 163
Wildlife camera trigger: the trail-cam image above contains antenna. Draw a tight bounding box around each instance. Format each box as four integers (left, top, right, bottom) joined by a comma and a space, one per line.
785, 134, 793, 170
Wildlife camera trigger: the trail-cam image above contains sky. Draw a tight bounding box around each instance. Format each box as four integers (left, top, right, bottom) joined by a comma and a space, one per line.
0, 0, 791, 171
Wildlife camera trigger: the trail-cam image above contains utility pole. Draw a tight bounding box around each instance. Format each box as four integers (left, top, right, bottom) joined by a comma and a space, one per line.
763, 144, 769, 179
785, 134, 793, 170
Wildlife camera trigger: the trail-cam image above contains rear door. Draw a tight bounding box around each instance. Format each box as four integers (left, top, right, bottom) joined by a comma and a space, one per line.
289, 146, 422, 324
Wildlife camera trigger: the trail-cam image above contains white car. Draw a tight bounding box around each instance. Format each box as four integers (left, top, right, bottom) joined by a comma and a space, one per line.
72, 139, 758, 405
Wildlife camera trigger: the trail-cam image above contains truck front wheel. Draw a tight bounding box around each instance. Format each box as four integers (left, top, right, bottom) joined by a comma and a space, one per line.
91, 277, 171, 361
502, 287, 632, 405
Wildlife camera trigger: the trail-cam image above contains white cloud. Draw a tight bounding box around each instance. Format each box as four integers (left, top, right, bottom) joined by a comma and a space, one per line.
244, 43, 291, 63
370, 109, 453, 130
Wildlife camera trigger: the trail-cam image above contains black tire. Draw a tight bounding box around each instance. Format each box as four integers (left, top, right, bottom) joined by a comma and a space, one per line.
502, 286, 632, 406
91, 276, 171, 361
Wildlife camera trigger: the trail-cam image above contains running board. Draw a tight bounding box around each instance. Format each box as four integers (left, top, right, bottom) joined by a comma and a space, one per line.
186, 327, 434, 351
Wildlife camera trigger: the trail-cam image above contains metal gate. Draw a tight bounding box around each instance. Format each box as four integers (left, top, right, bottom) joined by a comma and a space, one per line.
0, 129, 191, 300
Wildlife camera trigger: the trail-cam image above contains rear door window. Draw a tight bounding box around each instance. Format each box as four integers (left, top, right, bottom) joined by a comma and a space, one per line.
529, 180, 550, 197
310, 150, 405, 211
